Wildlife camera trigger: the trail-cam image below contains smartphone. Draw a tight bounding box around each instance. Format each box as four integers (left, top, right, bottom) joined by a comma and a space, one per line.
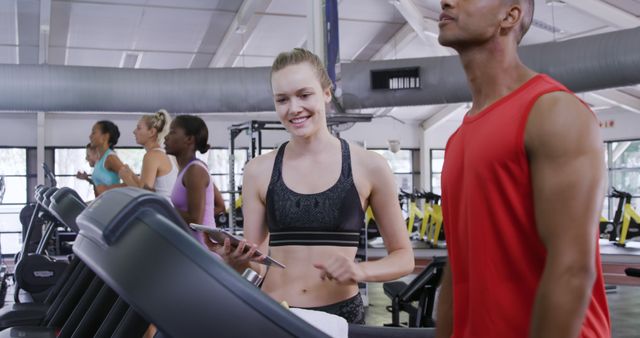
189, 223, 286, 269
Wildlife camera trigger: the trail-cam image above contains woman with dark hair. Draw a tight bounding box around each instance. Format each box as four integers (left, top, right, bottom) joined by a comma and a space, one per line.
75, 142, 99, 186
90, 120, 125, 196
165, 115, 215, 244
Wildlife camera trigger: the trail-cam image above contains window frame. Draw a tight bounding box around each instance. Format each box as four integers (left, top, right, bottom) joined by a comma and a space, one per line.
605, 138, 640, 218
0, 146, 32, 256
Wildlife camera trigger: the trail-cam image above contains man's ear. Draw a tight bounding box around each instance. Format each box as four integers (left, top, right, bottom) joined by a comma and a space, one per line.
501, 4, 522, 32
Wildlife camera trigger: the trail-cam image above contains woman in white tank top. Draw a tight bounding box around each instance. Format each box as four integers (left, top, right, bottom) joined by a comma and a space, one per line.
119, 109, 178, 199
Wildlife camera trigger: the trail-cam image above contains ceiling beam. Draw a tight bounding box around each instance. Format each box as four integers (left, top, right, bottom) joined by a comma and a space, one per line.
588, 89, 640, 115
372, 0, 453, 60
350, 23, 404, 61
369, 23, 416, 60
204, 0, 272, 68
420, 104, 467, 131
389, 0, 435, 44
48, 0, 71, 65
563, 0, 640, 29
16, 0, 40, 64
39, 0, 51, 64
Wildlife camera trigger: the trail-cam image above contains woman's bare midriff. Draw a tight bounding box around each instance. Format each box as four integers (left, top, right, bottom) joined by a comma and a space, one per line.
261, 245, 360, 308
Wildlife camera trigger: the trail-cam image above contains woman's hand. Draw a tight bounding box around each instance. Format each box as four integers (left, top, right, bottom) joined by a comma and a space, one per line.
313, 254, 366, 284
94, 184, 109, 195
118, 165, 134, 182
203, 235, 265, 272
76, 171, 89, 181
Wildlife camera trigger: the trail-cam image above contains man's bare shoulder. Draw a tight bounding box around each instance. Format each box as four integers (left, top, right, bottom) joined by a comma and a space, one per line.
532, 91, 592, 119
526, 91, 600, 156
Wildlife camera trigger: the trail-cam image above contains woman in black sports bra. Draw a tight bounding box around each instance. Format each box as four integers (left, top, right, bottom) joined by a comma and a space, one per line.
207, 48, 414, 324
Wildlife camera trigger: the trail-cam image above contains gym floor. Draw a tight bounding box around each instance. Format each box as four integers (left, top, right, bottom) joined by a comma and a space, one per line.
363, 277, 640, 338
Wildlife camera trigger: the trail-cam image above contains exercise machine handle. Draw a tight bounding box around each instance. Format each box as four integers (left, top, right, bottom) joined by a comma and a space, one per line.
625, 268, 640, 278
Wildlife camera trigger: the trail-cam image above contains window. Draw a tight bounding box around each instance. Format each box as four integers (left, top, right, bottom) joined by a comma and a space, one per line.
371, 149, 417, 192
429, 142, 640, 219
197, 149, 249, 207
0, 148, 28, 255
430, 149, 445, 195
606, 140, 640, 218
54, 147, 145, 201
199, 147, 418, 209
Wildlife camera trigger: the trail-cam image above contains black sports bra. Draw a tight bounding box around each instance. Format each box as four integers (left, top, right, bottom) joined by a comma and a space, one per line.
265, 139, 364, 247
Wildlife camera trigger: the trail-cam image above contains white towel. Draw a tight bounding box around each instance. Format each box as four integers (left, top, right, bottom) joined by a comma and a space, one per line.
290, 308, 348, 338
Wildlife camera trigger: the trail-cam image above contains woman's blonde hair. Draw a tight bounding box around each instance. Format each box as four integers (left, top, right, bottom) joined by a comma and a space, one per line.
271, 48, 333, 90
141, 109, 172, 144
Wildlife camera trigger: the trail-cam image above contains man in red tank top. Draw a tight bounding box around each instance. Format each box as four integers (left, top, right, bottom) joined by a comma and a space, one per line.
435, 1, 611, 338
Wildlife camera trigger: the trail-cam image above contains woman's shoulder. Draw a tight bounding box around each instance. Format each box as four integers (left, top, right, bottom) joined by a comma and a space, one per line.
184, 159, 210, 178
345, 140, 388, 169
144, 148, 168, 161
245, 150, 277, 173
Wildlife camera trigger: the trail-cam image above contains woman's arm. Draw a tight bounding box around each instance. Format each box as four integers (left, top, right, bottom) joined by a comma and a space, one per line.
314, 151, 414, 284
120, 152, 160, 190
205, 157, 270, 274
213, 184, 226, 215
180, 164, 209, 225
96, 153, 127, 193
359, 153, 414, 281
105, 152, 126, 174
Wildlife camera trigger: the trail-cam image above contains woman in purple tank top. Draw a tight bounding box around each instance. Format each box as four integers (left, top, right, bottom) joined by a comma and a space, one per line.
164, 115, 215, 245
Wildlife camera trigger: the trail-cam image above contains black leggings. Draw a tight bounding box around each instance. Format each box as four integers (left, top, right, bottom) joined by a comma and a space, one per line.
298, 293, 365, 324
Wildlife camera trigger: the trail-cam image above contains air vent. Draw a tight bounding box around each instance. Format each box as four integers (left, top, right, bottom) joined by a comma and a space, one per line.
371, 67, 420, 90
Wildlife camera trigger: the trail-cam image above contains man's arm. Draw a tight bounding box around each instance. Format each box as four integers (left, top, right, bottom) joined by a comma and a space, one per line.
526, 92, 605, 338
435, 263, 453, 338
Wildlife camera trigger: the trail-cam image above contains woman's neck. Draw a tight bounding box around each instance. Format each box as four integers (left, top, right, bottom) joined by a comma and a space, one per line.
175, 151, 196, 170
97, 144, 110, 158
288, 129, 338, 156
143, 140, 161, 152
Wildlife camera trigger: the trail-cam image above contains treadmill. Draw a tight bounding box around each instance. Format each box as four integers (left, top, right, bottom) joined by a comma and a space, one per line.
73, 188, 435, 338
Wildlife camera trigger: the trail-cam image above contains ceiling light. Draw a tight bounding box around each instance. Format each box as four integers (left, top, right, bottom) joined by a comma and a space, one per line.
545, 0, 566, 6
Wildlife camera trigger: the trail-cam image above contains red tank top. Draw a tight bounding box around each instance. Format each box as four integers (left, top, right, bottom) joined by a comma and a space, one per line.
441, 74, 610, 338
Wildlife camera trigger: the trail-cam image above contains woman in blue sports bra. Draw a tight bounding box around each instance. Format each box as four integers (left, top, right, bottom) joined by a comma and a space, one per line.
207, 48, 414, 324
89, 120, 125, 196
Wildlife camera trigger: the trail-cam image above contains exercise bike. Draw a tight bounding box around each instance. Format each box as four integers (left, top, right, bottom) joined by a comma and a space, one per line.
400, 190, 423, 237
600, 188, 640, 247
418, 192, 445, 249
